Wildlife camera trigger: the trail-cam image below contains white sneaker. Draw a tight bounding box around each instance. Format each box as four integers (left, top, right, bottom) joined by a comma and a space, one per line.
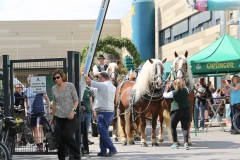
199, 127, 204, 131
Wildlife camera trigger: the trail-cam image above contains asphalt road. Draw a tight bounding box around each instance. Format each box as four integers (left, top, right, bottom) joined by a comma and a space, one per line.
13, 124, 240, 160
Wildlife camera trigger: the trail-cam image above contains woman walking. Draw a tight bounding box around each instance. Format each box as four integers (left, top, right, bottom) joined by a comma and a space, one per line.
50, 69, 80, 160
163, 79, 190, 150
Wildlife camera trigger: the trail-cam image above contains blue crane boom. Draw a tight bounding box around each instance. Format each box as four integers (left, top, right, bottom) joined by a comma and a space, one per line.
80, 0, 110, 100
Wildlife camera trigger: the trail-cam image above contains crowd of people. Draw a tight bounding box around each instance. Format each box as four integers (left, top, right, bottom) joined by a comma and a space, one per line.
13, 54, 117, 159
12, 54, 240, 159
194, 76, 240, 134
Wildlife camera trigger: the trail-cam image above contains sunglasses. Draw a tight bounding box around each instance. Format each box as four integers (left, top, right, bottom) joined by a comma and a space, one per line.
53, 76, 61, 81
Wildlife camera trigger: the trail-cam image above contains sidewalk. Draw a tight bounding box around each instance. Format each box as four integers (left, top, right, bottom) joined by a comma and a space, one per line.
13, 125, 240, 160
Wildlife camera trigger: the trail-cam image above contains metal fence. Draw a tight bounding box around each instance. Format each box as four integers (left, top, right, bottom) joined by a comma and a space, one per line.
10, 58, 66, 155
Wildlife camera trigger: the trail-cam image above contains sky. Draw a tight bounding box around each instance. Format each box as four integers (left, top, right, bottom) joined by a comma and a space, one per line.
0, 0, 132, 20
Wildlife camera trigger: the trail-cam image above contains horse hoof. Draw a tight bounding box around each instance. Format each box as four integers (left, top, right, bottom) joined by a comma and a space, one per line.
129, 141, 135, 145
158, 139, 164, 143
121, 142, 127, 146
134, 137, 141, 141
112, 137, 118, 142
141, 143, 148, 147
152, 143, 159, 147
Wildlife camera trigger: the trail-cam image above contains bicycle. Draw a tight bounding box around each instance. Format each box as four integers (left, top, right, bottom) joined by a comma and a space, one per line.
14, 107, 35, 147
0, 111, 18, 160
0, 142, 11, 160
232, 104, 240, 133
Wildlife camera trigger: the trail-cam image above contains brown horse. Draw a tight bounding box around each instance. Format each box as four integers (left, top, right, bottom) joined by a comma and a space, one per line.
106, 62, 121, 141
129, 68, 140, 81
159, 51, 195, 145
116, 58, 171, 147
106, 62, 120, 87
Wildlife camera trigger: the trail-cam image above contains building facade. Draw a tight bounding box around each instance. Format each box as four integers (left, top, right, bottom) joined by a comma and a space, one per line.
0, 1, 239, 64
0, 20, 121, 60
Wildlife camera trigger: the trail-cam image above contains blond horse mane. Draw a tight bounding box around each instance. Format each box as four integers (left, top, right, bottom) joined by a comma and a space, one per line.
132, 59, 164, 102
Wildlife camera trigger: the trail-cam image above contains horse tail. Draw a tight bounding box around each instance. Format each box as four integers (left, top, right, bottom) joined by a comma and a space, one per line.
163, 109, 172, 141
117, 115, 124, 139
125, 110, 132, 137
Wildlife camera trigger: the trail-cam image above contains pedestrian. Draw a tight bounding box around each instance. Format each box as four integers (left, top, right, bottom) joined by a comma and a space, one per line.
14, 83, 26, 146
50, 69, 80, 160
81, 84, 94, 145
84, 72, 117, 157
92, 54, 108, 78
24, 75, 50, 152
195, 77, 210, 131
14, 84, 25, 110
225, 75, 240, 134
212, 89, 221, 104
163, 79, 190, 150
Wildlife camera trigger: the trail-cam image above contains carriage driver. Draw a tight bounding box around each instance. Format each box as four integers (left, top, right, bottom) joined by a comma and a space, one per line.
92, 54, 108, 78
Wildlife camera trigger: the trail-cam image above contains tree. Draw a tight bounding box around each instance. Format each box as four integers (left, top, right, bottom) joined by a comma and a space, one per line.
80, 35, 142, 67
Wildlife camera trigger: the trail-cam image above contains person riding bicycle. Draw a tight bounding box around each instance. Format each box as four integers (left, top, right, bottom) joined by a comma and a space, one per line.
225, 75, 240, 134
92, 54, 108, 78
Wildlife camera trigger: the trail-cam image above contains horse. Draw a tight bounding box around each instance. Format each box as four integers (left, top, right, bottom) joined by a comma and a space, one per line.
128, 68, 140, 81
158, 51, 195, 145
105, 61, 121, 141
116, 58, 171, 147
106, 61, 120, 87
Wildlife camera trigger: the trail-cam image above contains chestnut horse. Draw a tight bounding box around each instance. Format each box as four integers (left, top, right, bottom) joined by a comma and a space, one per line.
128, 68, 140, 81
116, 58, 171, 147
159, 51, 195, 145
106, 62, 121, 141
106, 62, 120, 87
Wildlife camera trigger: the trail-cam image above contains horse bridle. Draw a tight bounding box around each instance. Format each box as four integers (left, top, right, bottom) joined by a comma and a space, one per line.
173, 61, 188, 80
149, 63, 163, 89
109, 71, 118, 81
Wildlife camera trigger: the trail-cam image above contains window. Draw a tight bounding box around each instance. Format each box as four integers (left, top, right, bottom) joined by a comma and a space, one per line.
159, 28, 172, 46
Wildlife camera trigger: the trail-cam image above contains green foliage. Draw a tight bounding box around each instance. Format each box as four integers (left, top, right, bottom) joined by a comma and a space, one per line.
80, 35, 142, 67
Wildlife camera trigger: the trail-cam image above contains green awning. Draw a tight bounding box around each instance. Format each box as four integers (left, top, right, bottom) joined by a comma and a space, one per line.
163, 61, 173, 79
188, 34, 240, 75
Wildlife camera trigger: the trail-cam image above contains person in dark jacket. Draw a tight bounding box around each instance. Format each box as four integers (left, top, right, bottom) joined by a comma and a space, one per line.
163, 79, 190, 150
92, 54, 108, 78
195, 77, 210, 131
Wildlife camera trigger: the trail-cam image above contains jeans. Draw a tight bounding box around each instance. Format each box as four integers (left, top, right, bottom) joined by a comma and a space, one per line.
195, 103, 206, 128
83, 113, 92, 133
54, 116, 80, 160
97, 112, 117, 154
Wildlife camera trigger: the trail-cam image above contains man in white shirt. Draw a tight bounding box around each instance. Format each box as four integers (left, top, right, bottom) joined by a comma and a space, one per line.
84, 72, 117, 157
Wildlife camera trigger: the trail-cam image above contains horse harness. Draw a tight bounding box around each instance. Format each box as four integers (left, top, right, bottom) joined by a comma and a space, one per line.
162, 67, 194, 110
116, 80, 166, 131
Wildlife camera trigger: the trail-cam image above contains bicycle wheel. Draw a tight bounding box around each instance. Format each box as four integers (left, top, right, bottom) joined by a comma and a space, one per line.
233, 112, 240, 133
0, 142, 11, 160
7, 133, 16, 156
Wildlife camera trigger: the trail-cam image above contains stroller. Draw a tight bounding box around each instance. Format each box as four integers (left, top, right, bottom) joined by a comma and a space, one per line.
43, 114, 58, 152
